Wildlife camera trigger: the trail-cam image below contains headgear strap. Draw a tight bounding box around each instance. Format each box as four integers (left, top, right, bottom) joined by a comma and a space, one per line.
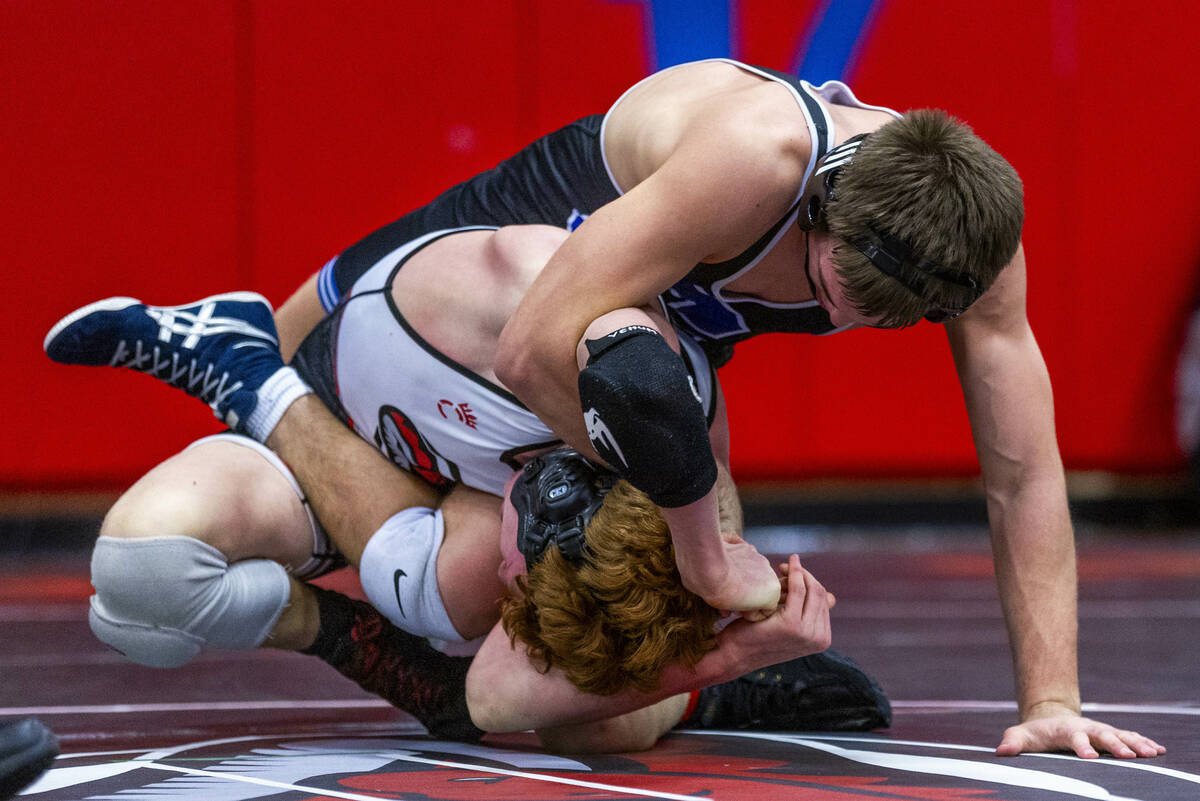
799, 133, 986, 321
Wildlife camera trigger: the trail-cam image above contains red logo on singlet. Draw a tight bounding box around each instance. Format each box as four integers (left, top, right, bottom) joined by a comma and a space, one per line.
437, 399, 478, 429
375, 405, 461, 489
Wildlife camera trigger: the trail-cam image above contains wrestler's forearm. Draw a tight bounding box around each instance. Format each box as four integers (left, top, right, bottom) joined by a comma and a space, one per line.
947, 258, 1082, 719
988, 471, 1081, 718
265, 395, 439, 565
661, 491, 725, 585
466, 623, 743, 733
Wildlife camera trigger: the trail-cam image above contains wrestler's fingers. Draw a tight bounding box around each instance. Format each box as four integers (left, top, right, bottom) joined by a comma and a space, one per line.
783, 557, 834, 609
784, 555, 806, 602
995, 727, 1026, 756
797, 565, 831, 625
801, 566, 829, 611
1118, 730, 1165, 757
1070, 729, 1099, 759
1095, 729, 1136, 759
804, 569, 832, 645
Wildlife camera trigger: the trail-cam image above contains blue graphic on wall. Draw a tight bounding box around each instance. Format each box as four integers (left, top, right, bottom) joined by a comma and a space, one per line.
615, 0, 882, 80
793, 0, 881, 83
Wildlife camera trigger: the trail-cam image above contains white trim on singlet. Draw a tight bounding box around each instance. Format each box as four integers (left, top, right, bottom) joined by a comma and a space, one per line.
803, 78, 904, 121
346, 226, 497, 296
599, 58, 901, 195
601, 60, 896, 339
721, 60, 831, 207
600, 58, 872, 198
335, 226, 719, 494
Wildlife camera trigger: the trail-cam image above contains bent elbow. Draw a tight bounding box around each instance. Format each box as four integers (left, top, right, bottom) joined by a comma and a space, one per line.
465, 672, 497, 733
466, 668, 524, 733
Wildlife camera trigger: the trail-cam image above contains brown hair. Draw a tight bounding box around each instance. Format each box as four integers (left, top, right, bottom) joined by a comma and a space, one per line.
827, 109, 1025, 327
500, 475, 740, 695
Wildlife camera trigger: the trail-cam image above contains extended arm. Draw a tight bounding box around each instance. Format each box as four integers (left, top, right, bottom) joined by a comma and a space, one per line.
948, 244, 1162, 759
466, 555, 831, 737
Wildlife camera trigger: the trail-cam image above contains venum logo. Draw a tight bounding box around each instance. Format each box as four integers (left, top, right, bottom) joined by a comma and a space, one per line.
583, 407, 628, 469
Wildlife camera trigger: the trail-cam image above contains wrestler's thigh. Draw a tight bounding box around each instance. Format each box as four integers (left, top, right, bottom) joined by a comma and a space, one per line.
101, 438, 316, 570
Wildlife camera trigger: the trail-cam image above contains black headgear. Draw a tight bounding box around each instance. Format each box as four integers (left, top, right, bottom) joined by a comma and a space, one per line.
510, 449, 617, 571
796, 134, 984, 322
796, 134, 870, 234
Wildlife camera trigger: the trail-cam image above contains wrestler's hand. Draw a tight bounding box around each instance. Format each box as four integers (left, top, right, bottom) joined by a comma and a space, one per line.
717, 555, 833, 667
779, 556, 836, 609
996, 703, 1165, 759
676, 537, 780, 620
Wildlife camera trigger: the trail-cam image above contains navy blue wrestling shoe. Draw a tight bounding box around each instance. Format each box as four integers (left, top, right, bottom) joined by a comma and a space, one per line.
678, 650, 891, 732
0, 718, 57, 800
44, 293, 285, 434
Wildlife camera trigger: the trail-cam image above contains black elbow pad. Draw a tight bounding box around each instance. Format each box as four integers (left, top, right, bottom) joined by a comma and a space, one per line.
577, 326, 717, 507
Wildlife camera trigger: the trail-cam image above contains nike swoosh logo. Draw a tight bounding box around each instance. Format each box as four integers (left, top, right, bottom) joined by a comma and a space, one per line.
392, 568, 408, 618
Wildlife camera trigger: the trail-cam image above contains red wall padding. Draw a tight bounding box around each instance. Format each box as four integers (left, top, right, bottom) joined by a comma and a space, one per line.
8, 0, 1200, 489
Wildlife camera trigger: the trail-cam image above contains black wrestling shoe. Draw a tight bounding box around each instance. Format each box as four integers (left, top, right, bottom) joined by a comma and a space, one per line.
0, 718, 57, 800
679, 650, 891, 732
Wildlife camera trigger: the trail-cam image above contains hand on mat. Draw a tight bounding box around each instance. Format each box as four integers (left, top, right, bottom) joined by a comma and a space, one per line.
719, 555, 833, 666
996, 704, 1166, 758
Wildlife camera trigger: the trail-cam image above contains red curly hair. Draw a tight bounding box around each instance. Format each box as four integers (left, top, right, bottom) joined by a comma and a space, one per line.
500, 470, 740, 695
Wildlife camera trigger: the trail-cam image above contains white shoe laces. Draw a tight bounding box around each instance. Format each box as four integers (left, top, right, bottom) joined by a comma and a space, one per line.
108, 339, 243, 411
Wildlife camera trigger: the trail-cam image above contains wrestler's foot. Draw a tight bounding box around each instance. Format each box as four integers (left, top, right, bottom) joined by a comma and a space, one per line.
0, 718, 58, 799
679, 650, 891, 732
44, 293, 306, 440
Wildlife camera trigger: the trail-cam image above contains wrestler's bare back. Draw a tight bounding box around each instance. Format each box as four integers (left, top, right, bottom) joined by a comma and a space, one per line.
393, 225, 683, 386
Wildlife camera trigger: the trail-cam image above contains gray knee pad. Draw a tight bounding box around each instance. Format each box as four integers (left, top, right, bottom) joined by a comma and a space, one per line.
89, 535, 290, 668
358, 507, 462, 642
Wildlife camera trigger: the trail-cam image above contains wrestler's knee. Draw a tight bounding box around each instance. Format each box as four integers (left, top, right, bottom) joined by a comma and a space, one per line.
99, 444, 256, 542
89, 535, 290, 668
100, 440, 312, 565
100, 482, 212, 548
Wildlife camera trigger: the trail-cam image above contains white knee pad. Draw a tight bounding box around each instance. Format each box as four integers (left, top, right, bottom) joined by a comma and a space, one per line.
359, 507, 462, 642
89, 535, 290, 668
